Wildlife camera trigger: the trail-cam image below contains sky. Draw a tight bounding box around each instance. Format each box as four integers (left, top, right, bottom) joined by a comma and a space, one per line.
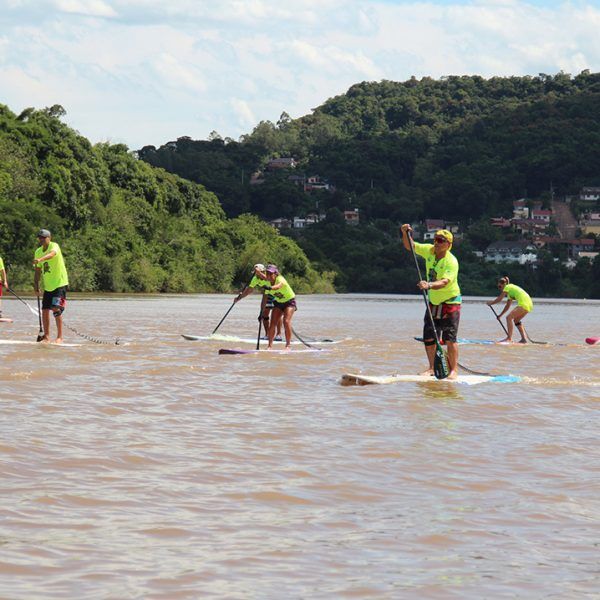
1, 0, 599, 149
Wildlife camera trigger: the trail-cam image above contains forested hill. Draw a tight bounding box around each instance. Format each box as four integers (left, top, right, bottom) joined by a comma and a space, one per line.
0, 105, 333, 293
139, 72, 600, 221
138, 72, 600, 297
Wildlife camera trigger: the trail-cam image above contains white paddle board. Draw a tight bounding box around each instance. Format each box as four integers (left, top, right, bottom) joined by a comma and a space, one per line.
183, 333, 339, 344
0, 340, 82, 347
219, 347, 322, 355
0, 318, 14, 323
341, 372, 521, 386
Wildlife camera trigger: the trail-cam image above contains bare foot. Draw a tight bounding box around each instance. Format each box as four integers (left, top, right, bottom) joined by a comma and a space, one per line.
266, 345, 273, 351
420, 368, 434, 376
517, 339, 528, 344
447, 370, 458, 380
53, 338, 63, 345
282, 346, 291, 352
39, 337, 50, 344
496, 338, 512, 344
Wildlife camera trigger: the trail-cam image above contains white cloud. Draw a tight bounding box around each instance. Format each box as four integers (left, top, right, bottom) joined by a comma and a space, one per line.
1, 0, 599, 148
53, 0, 117, 18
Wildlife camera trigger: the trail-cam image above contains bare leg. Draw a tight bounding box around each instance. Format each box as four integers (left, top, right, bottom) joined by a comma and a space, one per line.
421, 342, 435, 376
41, 309, 51, 342
54, 310, 63, 343
267, 308, 282, 349
446, 341, 458, 379
282, 306, 294, 349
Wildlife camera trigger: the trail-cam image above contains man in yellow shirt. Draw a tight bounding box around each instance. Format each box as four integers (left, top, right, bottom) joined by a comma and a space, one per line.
33, 229, 69, 343
401, 224, 461, 379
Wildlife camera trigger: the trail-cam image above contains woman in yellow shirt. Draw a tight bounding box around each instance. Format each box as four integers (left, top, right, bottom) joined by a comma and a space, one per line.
487, 276, 533, 344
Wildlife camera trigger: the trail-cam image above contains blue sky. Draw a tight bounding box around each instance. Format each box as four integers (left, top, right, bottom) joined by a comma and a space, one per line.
1, 0, 599, 149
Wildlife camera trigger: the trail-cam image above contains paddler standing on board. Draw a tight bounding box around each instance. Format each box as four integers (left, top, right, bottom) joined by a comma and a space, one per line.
0, 253, 7, 319
263, 264, 296, 351
33, 229, 69, 344
233, 264, 281, 339
487, 277, 533, 344
401, 225, 461, 379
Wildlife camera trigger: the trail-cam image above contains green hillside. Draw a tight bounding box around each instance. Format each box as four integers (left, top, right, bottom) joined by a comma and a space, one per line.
0, 104, 333, 293
139, 72, 600, 297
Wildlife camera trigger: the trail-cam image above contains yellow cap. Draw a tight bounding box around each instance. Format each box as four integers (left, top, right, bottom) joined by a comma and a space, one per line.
435, 229, 453, 246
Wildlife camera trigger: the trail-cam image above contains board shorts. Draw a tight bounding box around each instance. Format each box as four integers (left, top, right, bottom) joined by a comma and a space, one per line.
423, 303, 460, 344
42, 286, 67, 314
273, 298, 297, 311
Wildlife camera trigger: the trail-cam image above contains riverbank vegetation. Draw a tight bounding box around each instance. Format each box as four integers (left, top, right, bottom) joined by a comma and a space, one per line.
0, 105, 333, 293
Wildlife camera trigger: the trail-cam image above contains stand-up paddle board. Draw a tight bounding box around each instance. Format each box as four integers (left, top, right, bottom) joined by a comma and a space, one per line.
414, 336, 495, 345
219, 347, 322, 355
341, 372, 521, 386
586, 337, 600, 345
0, 340, 82, 347
183, 333, 340, 344
0, 318, 14, 323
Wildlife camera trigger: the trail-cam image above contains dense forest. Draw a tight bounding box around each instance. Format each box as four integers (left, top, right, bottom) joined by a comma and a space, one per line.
0, 105, 333, 293
140, 72, 600, 298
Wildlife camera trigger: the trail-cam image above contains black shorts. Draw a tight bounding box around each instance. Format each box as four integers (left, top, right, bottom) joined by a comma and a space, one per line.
423, 304, 460, 344
265, 296, 275, 309
273, 298, 297, 311
42, 286, 67, 313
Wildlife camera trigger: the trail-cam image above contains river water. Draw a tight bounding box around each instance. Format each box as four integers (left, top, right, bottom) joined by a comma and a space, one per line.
1, 294, 598, 599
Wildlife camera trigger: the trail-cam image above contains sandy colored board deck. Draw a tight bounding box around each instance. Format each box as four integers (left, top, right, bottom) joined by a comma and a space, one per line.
0, 339, 82, 347
0, 318, 14, 323
341, 372, 521, 386
219, 347, 322, 355
183, 333, 338, 344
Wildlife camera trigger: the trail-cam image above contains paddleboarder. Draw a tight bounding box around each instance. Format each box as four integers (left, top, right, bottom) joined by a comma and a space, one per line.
263, 264, 296, 351
233, 264, 281, 339
487, 277, 533, 344
0, 253, 6, 319
401, 225, 461, 379
33, 229, 69, 344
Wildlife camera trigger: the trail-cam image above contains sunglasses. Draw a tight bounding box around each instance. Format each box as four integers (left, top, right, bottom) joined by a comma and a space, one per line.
434, 236, 449, 243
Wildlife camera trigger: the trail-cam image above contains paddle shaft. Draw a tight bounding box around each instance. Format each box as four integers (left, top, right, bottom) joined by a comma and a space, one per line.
212, 279, 253, 335
407, 233, 444, 349
489, 304, 509, 336
292, 327, 317, 350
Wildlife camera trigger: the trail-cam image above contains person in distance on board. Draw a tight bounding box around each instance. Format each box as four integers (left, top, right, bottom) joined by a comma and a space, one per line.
262, 264, 296, 351
0, 253, 7, 318
487, 276, 533, 344
234, 263, 282, 339
400, 225, 462, 379
33, 229, 69, 344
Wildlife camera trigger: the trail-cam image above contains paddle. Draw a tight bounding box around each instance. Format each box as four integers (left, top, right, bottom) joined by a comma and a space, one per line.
256, 305, 263, 350
7, 287, 120, 345
292, 327, 319, 350
36, 295, 44, 341
407, 232, 449, 380
212, 279, 252, 335
488, 304, 509, 337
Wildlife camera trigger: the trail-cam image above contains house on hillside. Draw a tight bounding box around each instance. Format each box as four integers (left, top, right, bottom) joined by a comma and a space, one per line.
513, 200, 529, 219
533, 237, 595, 259
485, 240, 537, 264
579, 187, 600, 202
423, 219, 446, 240
266, 157, 296, 170
511, 219, 549, 236
269, 217, 291, 230
490, 217, 512, 228
580, 212, 600, 235
344, 209, 360, 226
304, 175, 333, 192
531, 208, 553, 222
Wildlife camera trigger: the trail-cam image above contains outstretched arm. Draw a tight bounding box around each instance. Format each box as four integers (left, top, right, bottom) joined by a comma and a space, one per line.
487, 292, 506, 306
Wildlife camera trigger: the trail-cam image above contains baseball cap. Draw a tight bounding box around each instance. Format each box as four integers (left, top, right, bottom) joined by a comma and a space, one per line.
37, 229, 51, 238
253, 263, 265, 272
435, 229, 453, 245
266, 264, 279, 274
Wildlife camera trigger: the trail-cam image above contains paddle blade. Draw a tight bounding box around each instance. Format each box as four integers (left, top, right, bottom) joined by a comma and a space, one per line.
433, 345, 449, 380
